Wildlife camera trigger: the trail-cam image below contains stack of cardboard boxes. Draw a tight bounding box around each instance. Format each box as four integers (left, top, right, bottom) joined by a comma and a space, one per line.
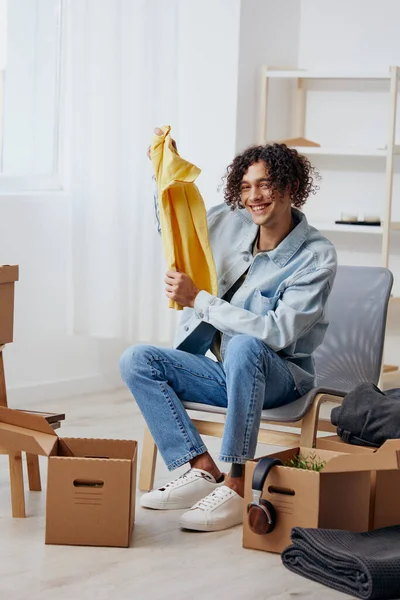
243, 441, 400, 553
0, 406, 138, 546
0, 265, 138, 547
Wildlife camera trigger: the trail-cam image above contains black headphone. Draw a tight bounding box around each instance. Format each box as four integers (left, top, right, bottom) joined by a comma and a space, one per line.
247, 457, 282, 535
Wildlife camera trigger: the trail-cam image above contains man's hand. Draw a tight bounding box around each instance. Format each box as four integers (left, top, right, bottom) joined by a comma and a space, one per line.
165, 270, 199, 308
147, 127, 178, 160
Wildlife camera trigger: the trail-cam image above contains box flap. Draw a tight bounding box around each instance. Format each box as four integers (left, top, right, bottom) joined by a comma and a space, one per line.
298, 447, 346, 462
0, 406, 57, 456
376, 439, 400, 453
0, 265, 19, 284
323, 441, 400, 474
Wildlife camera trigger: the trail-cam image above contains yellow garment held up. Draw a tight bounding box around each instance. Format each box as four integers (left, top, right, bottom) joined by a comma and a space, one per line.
150, 126, 218, 310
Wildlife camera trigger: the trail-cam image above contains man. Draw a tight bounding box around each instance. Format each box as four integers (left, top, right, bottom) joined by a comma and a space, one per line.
120, 130, 337, 532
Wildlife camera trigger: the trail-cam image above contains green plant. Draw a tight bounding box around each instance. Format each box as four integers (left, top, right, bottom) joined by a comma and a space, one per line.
285, 453, 326, 472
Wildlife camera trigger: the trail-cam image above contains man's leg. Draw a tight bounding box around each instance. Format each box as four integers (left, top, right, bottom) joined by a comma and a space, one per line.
120, 344, 227, 471
179, 334, 298, 532
220, 334, 298, 495
120, 344, 232, 509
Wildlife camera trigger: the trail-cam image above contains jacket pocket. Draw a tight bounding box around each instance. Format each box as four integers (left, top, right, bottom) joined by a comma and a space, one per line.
250, 290, 280, 315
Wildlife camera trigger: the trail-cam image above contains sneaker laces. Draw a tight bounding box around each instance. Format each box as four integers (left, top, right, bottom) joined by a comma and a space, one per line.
193, 486, 232, 511
158, 469, 197, 491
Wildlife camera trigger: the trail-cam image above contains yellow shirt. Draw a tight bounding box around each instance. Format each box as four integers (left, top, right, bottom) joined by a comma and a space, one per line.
150, 126, 218, 310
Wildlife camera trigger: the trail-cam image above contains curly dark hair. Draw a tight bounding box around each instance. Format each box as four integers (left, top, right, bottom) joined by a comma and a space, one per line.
223, 143, 320, 210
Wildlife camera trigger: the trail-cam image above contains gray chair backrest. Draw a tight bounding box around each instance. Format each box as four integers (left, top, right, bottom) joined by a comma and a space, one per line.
314, 265, 393, 393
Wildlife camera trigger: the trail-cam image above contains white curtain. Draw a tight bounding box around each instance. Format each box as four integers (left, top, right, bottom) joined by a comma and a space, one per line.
66, 0, 181, 343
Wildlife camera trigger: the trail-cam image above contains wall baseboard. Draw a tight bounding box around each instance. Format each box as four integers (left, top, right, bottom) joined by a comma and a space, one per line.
6, 373, 122, 407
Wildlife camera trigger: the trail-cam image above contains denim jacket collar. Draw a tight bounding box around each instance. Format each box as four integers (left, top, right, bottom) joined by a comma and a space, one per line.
236, 207, 309, 268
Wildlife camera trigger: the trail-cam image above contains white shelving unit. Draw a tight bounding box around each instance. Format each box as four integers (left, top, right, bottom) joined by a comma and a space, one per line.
313, 221, 400, 234
313, 222, 384, 234
259, 66, 400, 373
263, 69, 394, 80
288, 146, 400, 158
259, 65, 400, 270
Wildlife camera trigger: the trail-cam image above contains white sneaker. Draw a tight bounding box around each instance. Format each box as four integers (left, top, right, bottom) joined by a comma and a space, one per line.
140, 468, 225, 510
179, 485, 244, 532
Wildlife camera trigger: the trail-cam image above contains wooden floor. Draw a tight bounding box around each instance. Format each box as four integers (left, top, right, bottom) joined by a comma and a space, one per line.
1, 382, 398, 600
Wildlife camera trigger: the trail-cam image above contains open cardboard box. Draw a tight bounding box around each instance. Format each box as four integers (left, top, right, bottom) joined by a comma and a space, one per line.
243, 441, 400, 554
317, 435, 400, 530
0, 406, 137, 547
0, 265, 19, 344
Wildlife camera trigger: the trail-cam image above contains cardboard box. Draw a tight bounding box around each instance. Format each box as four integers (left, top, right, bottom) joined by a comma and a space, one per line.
317, 435, 400, 531
0, 406, 137, 547
374, 467, 400, 529
243, 441, 400, 554
0, 265, 19, 344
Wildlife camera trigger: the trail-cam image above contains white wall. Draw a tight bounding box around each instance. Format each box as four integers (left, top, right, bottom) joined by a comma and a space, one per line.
299, 0, 400, 70
235, 0, 301, 153
0, 195, 115, 405
298, 0, 400, 363
177, 0, 302, 203
175, 0, 241, 208
0, 0, 6, 70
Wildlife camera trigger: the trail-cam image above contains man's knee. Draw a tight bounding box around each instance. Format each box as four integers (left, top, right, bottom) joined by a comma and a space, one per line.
119, 344, 154, 382
225, 335, 263, 357
224, 335, 274, 365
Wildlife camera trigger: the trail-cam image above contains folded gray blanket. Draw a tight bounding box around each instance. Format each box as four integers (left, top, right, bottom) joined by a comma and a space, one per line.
281, 526, 400, 599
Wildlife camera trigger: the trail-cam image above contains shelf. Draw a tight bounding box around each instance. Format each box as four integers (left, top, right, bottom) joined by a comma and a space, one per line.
383, 364, 399, 373
291, 146, 400, 157
390, 286, 400, 302
264, 69, 395, 80
312, 221, 400, 234
312, 222, 383, 234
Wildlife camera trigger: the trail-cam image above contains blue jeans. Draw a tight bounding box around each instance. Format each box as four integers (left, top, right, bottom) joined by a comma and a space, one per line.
120, 334, 299, 471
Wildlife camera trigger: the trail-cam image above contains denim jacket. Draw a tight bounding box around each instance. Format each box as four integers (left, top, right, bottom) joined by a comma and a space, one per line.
154, 192, 337, 395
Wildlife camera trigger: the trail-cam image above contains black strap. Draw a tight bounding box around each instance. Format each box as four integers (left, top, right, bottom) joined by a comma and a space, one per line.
252, 457, 283, 492
337, 427, 380, 448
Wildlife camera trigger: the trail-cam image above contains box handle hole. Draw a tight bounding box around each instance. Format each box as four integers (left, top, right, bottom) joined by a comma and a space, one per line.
83, 455, 110, 459
268, 485, 295, 496
73, 479, 104, 488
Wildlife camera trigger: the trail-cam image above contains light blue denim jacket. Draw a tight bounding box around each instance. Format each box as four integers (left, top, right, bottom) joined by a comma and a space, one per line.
154, 193, 337, 395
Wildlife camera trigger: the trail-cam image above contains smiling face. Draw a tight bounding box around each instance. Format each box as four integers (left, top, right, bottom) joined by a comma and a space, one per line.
240, 161, 292, 229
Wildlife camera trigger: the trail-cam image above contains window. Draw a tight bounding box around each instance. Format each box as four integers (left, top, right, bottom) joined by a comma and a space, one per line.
0, 0, 63, 192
